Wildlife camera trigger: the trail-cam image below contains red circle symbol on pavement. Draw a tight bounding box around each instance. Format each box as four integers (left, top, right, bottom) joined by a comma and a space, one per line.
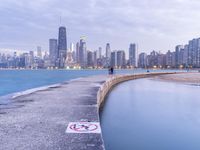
69, 122, 98, 132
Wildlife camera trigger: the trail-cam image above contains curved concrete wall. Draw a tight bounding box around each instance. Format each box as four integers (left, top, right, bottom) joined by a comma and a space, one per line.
97, 72, 175, 109
0, 72, 176, 150
97, 72, 176, 149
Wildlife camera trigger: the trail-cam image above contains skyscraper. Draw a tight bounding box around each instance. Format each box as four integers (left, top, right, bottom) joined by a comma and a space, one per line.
96, 47, 102, 59
129, 43, 137, 67
29, 51, 34, 68
106, 43, 111, 59
192, 38, 200, 67
87, 51, 94, 67
37, 46, 42, 59
166, 50, 173, 67
58, 26, 67, 68
175, 45, 184, 67
117, 50, 126, 68
183, 45, 188, 66
196, 38, 200, 67
70, 43, 74, 52
138, 53, 147, 68
188, 40, 194, 66
79, 37, 87, 68
76, 42, 80, 64
70, 43, 75, 62
111, 51, 117, 68
49, 39, 58, 67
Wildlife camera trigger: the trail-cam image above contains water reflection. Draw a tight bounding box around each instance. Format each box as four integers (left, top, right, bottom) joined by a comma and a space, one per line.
100, 78, 200, 150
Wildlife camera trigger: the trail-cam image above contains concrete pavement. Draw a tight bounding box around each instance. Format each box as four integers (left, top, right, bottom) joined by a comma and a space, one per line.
0, 75, 107, 150
0, 72, 176, 150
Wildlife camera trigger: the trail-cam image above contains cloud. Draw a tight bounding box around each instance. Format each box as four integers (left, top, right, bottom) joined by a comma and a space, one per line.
0, 0, 200, 54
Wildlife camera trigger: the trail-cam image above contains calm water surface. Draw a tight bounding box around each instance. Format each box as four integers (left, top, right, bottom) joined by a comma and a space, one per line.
0, 69, 179, 97
0, 69, 106, 96
100, 78, 200, 150
0, 69, 139, 97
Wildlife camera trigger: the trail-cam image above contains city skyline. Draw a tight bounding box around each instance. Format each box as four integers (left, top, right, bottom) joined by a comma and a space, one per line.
1, 25, 200, 69
1, 0, 200, 54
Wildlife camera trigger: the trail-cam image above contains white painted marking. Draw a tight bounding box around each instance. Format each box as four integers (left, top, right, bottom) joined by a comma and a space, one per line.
66, 122, 101, 133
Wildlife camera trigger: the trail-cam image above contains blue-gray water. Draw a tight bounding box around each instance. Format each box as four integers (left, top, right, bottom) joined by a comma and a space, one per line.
0, 69, 105, 97
100, 78, 200, 150
0, 69, 135, 97
0, 69, 181, 97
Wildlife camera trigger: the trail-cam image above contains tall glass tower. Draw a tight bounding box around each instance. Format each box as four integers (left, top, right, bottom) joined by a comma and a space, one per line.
129, 43, 137, 67
106, 43, 111, 59
49, 39, 58, 67
79, 37, 87, 68
58, 26, 67, 68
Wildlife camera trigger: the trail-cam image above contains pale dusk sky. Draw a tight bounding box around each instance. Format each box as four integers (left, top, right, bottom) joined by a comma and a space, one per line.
0, 0, 200, 54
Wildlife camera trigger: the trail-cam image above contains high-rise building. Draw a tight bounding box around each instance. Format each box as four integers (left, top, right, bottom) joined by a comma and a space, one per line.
70, 43, 76, 62
157, 53, 166, 68
166, 50, 173, 67
79, 37, 87, 68
196, 38, 200, 67
65, 51, 74, 68
93, 51, 97, 67
183, 45, 188, 66
147, 51, 158, 68
188, 40, 194, 66
117, 50, 126, 68
97, 47, 102, 59
182, 38, 200, 68
37, 46, 42, 59
76, 42, 80, 63
70, 43, 74, 52
175, 45, 184, 67
138, 53, 147, 68
179, 48, 185, 66
192, 38, 200, 68
49, 39, 58, 67
172, 52, 176, 67
192, 39, 198, 67
29, 51, 34, 68
106, 43, 111, 59
111, 51, 117, 68
23, 53, 29, 68
58, 26, 67, 68
87, 51, 94, 67
129, 43, 137, 67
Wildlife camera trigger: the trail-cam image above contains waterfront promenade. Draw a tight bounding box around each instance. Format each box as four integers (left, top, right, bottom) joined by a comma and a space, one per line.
0, 72, 175, 150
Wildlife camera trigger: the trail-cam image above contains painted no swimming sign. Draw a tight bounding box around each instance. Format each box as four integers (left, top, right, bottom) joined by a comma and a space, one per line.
66, 122, 101, 134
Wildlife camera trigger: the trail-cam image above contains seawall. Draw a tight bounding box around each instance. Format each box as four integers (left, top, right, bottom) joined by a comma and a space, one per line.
0, 72, 175, 150
97, 72, 176, 108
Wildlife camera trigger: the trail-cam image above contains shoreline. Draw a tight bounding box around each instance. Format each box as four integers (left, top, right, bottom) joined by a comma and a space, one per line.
0, 69, 184, 99
152, 72, 200, 85
0, 72, 177, 150
0, 77, 86, 106
1, 72, 196, 109
0, 68, 189, 71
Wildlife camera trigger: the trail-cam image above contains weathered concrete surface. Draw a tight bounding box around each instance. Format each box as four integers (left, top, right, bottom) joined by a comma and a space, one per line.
0, 73, 176, 150
0, 75, 107, 150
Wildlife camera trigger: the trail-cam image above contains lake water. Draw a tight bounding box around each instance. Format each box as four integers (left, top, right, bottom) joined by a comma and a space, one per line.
0, 69, 107, 97
0, 69, 179, 97
100, 78, 200, 150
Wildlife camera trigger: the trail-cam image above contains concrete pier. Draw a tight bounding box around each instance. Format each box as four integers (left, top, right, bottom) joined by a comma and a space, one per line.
0, 72, 174, 150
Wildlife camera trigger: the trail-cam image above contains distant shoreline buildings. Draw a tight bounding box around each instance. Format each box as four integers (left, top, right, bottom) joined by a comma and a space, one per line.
138, 38, 200, 69
0, 26, 200, 69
